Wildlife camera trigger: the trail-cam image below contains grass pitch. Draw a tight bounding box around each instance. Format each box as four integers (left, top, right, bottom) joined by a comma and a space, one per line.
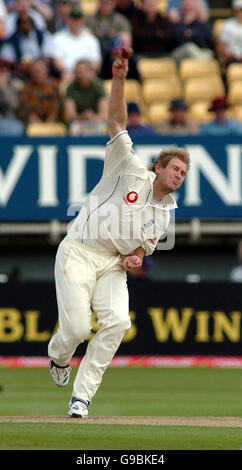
0, 367, 242, 450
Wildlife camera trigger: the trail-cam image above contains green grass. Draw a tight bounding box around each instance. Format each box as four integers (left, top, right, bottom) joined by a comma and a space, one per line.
1, 367, 242, 416
1, 423, 242, 450
0, 367, 242, 449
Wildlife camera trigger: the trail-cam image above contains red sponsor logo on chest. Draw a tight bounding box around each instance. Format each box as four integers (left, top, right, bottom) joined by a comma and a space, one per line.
123, 191, 138, 204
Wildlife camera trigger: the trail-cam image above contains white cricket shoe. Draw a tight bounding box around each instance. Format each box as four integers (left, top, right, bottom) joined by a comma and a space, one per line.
49, 360, 71, 387
68, 397, 89, 418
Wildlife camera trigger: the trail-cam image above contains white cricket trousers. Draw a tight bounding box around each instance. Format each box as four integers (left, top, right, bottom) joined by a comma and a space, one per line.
48, 237, 130, 403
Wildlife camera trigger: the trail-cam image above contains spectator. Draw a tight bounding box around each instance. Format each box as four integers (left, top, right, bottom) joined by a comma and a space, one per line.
115, 0, 139, 21
200, 97, 242, 135
167, 0, 210, 23
48, 6, 102, 80
99, 33, 141, 80
50, 0, 79, 33
217, 0, 242, 70
0, 58, 24, 134
131, 0, 175, 58
63, 60, 107, 135
0, 13, 52, 67
170, 0, 214, 63
4, 0, 47, 37
86, 0, 132, 58
127, 101, 157, 135
156, 98, 199, 135
18, 58, 61, 125
6, 0, 53, 22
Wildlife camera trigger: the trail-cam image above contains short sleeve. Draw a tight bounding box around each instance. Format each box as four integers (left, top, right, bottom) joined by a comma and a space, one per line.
103, 131, 147, 177
141, 239, 158, 256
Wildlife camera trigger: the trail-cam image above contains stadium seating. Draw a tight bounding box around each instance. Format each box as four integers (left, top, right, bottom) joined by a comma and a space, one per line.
26, 122, 67, 136
212, 19, 225, 42
184, 76, 225, 105
188, 101, 214, 124
104, 78, 149, 121
226, 63, 242, 84
142, 77, 182, 105
134, 0, 167, 14
81, 0, 98, 15
104, 79, 143, 102
228, 81, 242, 105
138, 58, 177, 80
121, 79, 143, 102
157, 0, 167, 14
179, 58, 221, 81
148, 102, 170, 125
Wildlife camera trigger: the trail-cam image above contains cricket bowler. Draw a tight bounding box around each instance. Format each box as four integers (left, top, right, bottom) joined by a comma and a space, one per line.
48, 47, 189, 417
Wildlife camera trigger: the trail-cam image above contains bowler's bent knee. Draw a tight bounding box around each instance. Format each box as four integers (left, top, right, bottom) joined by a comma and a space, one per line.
106, 312, 131, 335
70, 322, 92, 344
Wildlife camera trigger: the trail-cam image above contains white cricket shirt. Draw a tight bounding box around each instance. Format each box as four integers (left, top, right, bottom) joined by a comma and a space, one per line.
48, 28, 102, 70
219, 18, 242, 60
67, 131, 177, 256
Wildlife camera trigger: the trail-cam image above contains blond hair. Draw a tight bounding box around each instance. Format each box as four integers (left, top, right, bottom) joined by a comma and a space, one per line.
149, 147, 190, 172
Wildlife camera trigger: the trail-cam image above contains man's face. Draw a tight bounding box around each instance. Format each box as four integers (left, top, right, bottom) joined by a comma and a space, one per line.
100, 0, 117, 16
18, 16, 33, 34
57, 1, 73, 17
155, 157, 187, 193
215, 108, 226, 121
171, 108, 186, 124
142, 0, 158, 16
128, 111, 140, 127
182, 0, 198, 18
30, 61, 48, 83
75, 62, 95, 85
68, 15, 84, 33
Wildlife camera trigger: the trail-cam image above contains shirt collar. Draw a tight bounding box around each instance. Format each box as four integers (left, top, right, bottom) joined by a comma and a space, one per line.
162, 193, 177, 209
149, 171, 178, 209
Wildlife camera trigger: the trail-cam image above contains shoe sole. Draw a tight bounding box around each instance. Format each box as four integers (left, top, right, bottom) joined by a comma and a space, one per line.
56, 382, 69, 387
51, 380, 69, 387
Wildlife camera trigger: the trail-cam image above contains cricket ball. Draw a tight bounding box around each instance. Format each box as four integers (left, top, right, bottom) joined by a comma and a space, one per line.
120, 46, 133, 59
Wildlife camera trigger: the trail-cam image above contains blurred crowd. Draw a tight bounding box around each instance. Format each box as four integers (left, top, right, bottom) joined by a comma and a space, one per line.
0, 0, 242, 136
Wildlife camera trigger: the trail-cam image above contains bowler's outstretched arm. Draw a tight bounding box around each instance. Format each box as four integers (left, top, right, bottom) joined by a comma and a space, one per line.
107, 48, 146, 270
107, 53, 129, 140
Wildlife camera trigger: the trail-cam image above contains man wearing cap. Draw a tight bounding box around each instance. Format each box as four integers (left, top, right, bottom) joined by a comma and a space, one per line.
156, 98, 199, 135
218, 0, 242, 67
51, 0, 80, 33
127, 101, 156, 135
48, 6, 102, 80
200, 97, 242, 135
